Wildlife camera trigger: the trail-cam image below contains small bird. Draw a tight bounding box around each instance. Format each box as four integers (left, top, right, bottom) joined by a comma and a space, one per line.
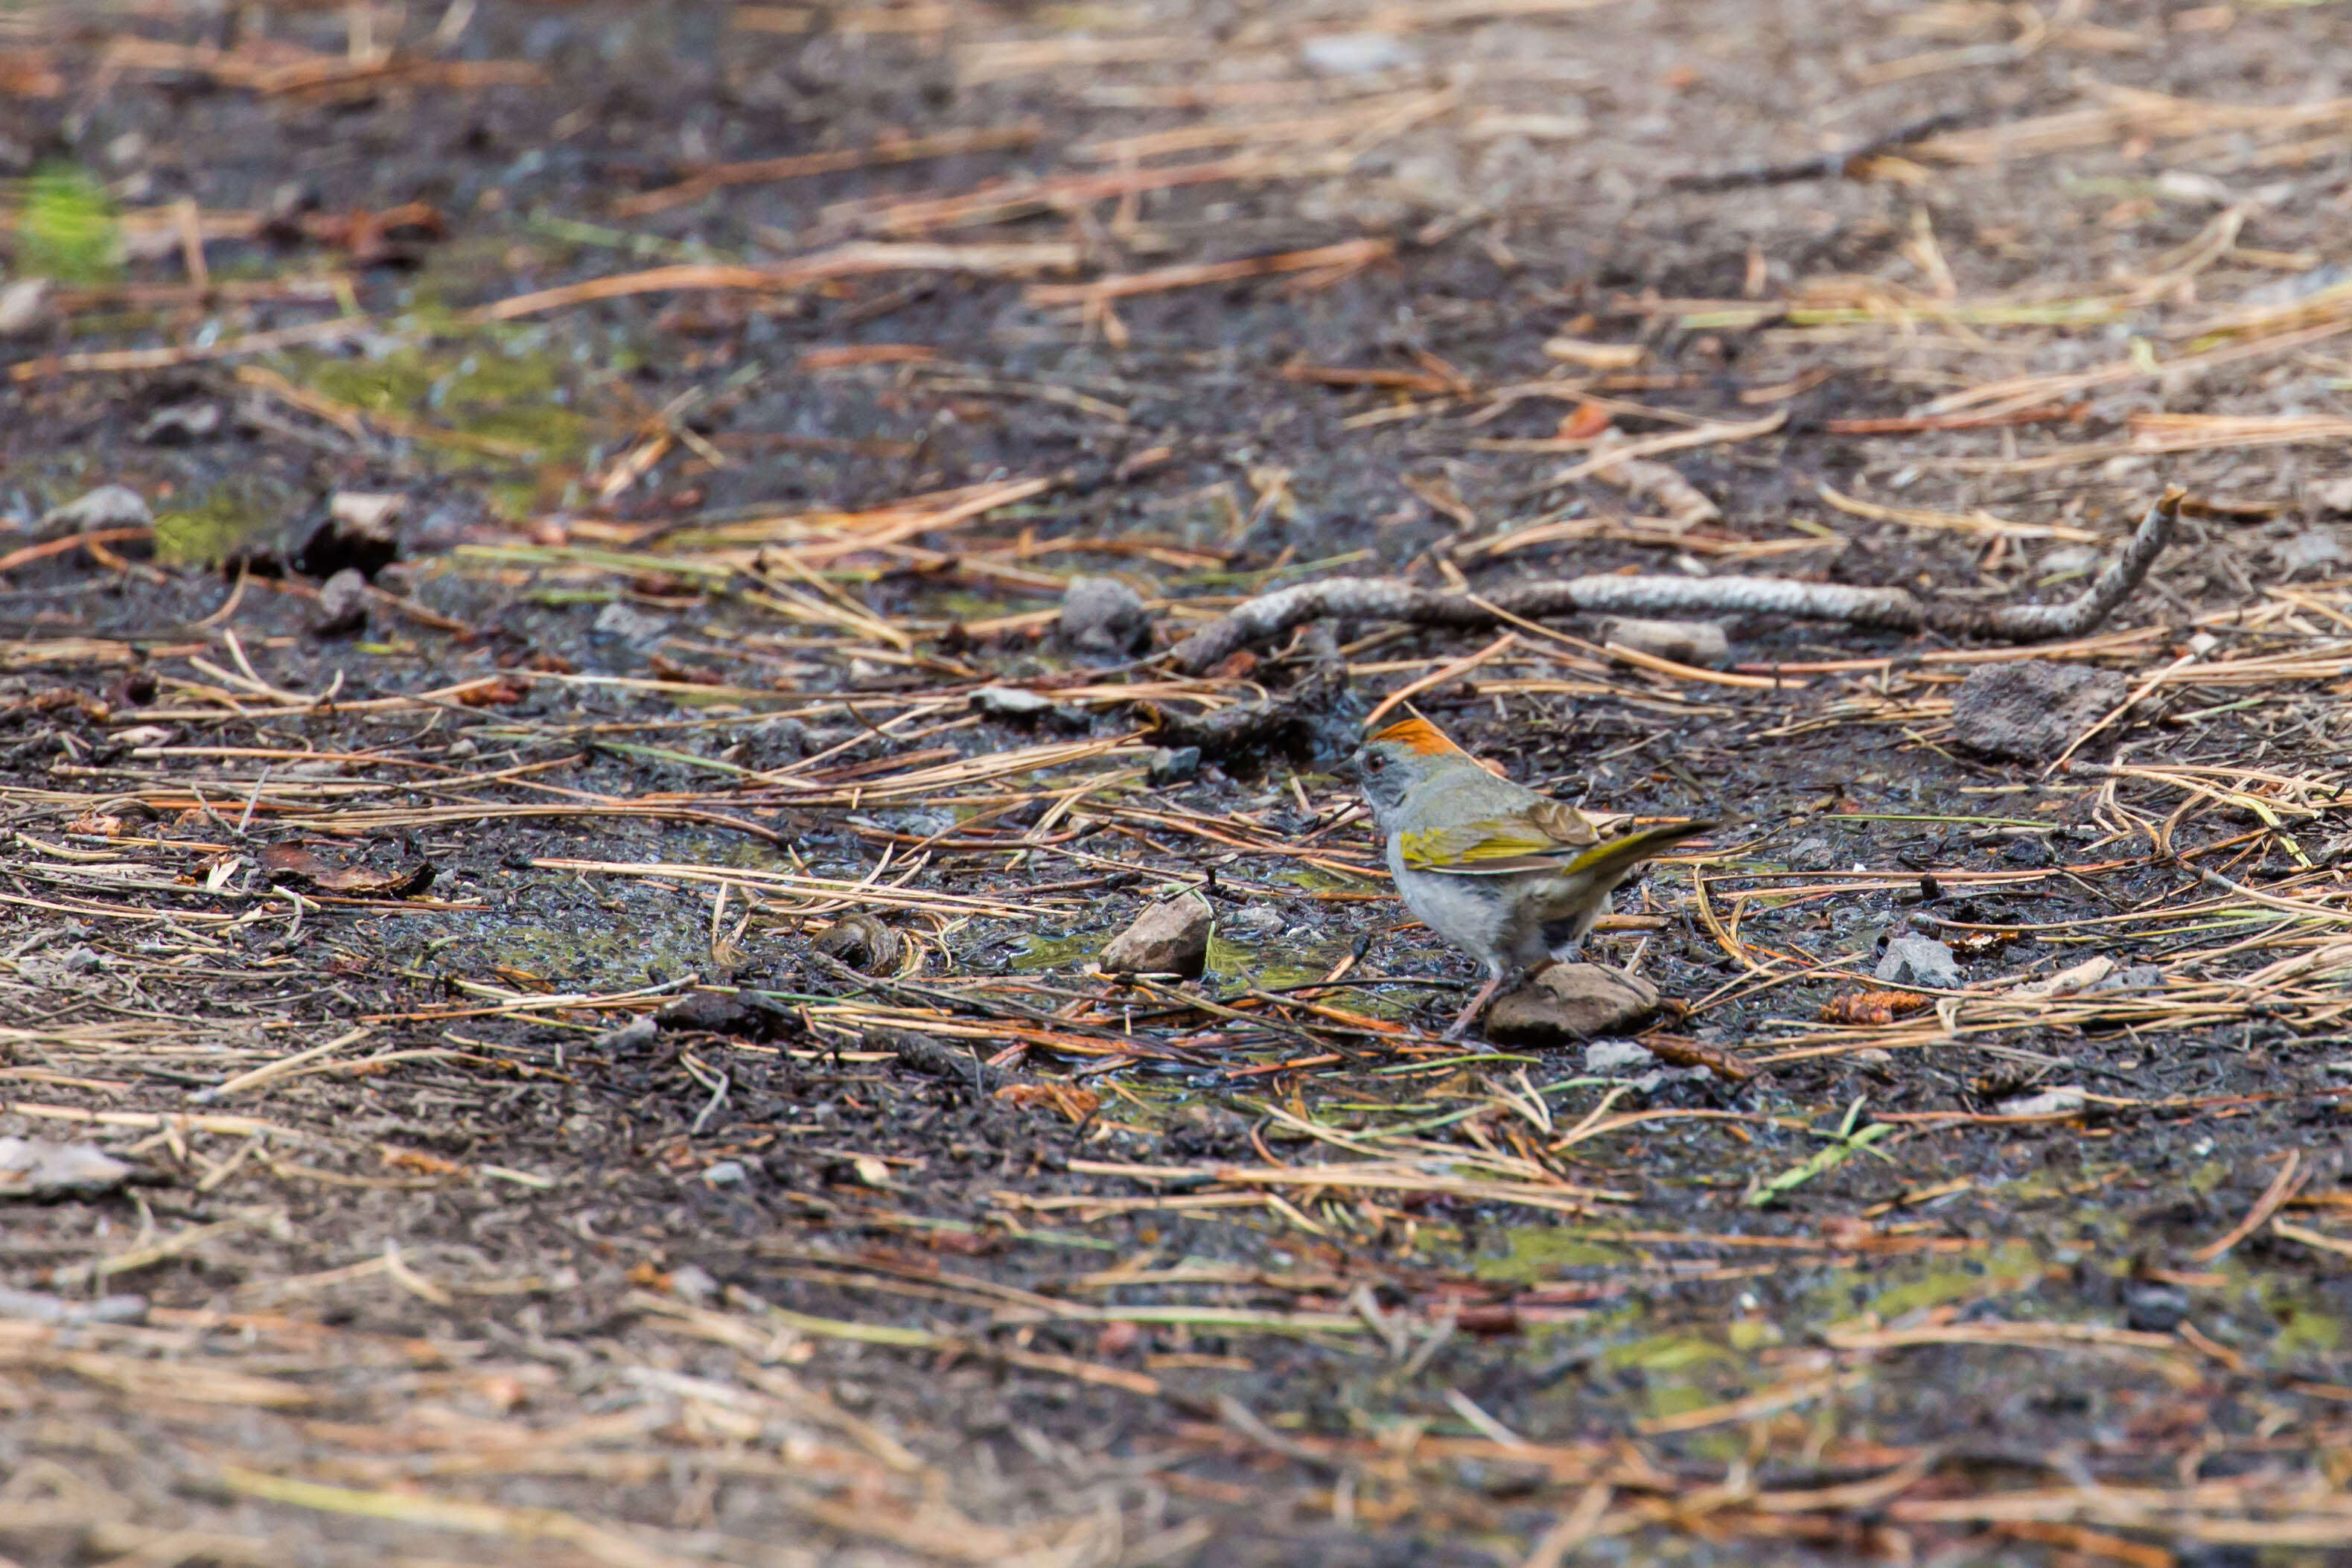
1351, 715, 1715, 1037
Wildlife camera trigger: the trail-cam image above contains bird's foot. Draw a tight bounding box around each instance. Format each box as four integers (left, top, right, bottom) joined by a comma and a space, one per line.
1442, 973, 1506, 1041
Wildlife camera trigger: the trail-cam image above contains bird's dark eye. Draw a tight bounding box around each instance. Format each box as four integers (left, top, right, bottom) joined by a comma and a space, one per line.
1363, 753, 1385, 771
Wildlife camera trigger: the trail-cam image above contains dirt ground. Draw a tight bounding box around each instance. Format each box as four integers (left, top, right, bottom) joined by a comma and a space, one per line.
5, 1, 2352, 1564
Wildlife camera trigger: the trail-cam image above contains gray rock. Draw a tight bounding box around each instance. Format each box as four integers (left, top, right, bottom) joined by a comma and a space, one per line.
971, 686, 1057, 718
668, 1263, 721, 1302
1485, 963, 1660, 1045
1147, 745, 1202, 785
0, 277, 51, 337
591, 599, 672, 646
1057, 576, 1152, 659
39, 483, 150, 541
313, 567, 371, 637
698, 1161, 746, 1188
0, 1136, 136, 1199
1301, 31, 1417, 73
1596, 616, 1730, 669
2091, 964, 2167, 993
970, 684, 1089, 732
1875, 934, 1960, 989
1583, 1038, 1660, 1075
2123, 1283, 2190, 1333
2153, 168, 2231, 205
2314, 476, 2352, 516
1785, 835, 1838, 872
595, 1016, 660, 1051
328, 491, 404, 539
1948, 660, 2128, 761
1097, 891, 1212, 977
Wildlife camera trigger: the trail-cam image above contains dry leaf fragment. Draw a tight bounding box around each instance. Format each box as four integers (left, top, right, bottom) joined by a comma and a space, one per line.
1643, 1036, 1759, 1082
995, 1082, 1102, 1124
1543, 337, 1645, 370
1819, 989, 1935, 1025
0, 51, 63, 98
648, 653, 727, 685
260, 843, 436, 899
1587, 431, 1721, 527
1555, 400, 1613, 441
381, 1147, 467, 1177
279, 200, 447, 266
1207, 650, 1258, 680
456, 675, 530, 706
7, 687, 111, 725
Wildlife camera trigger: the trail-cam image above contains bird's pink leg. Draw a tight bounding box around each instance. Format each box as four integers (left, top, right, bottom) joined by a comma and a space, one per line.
1444, 973, 1503, 1040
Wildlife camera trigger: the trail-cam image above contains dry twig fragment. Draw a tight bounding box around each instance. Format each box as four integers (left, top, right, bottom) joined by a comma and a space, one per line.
1168, 488, 2184, 671
477, 242, 1081, 322
1819, 991, 1936, 1026
614, 123, 1044, 217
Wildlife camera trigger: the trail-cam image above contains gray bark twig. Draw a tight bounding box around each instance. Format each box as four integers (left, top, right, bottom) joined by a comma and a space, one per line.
1667, 107, 1985, 191
1165, 487, 2182, 675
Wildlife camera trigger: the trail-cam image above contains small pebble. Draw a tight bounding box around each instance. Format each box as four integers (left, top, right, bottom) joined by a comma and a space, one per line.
1875, 935, 1961, 989
1147, 745, 1202, 785
40, 483, 150, 540
594, 1016, 660, 1051
1584, 1039, 1660, 1075
1057, 576, 1152, 660
669, 1263, 720, 1305
1300, 30, 1417, 73
0, 277, 51, 337
313, 567, 372, 637
1099, 891, 1212, 977
2124, 1284, 2190, 1333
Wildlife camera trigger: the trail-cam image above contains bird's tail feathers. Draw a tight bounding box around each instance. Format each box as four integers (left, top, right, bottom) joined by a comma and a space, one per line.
1555, 819, 1716, 881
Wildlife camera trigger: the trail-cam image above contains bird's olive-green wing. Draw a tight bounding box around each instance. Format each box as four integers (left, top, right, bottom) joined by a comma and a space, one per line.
1399, 815, 1714, 878
1396, 798, 1602, 875
1396, 818, 1575, 874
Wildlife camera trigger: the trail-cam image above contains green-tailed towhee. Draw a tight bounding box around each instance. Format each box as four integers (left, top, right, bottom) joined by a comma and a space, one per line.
1351, 715, 1714, 1037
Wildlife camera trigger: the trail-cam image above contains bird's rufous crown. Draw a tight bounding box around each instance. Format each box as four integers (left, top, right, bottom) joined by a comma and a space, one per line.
1369, 716, 1460, 756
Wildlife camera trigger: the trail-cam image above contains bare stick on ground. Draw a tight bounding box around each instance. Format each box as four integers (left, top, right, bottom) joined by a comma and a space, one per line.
1165, 488, 2183, 675
1667, 108, 1985, 191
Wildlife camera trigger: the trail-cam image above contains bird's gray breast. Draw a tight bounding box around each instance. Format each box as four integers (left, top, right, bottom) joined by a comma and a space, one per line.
1386, 836, 1514, 967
